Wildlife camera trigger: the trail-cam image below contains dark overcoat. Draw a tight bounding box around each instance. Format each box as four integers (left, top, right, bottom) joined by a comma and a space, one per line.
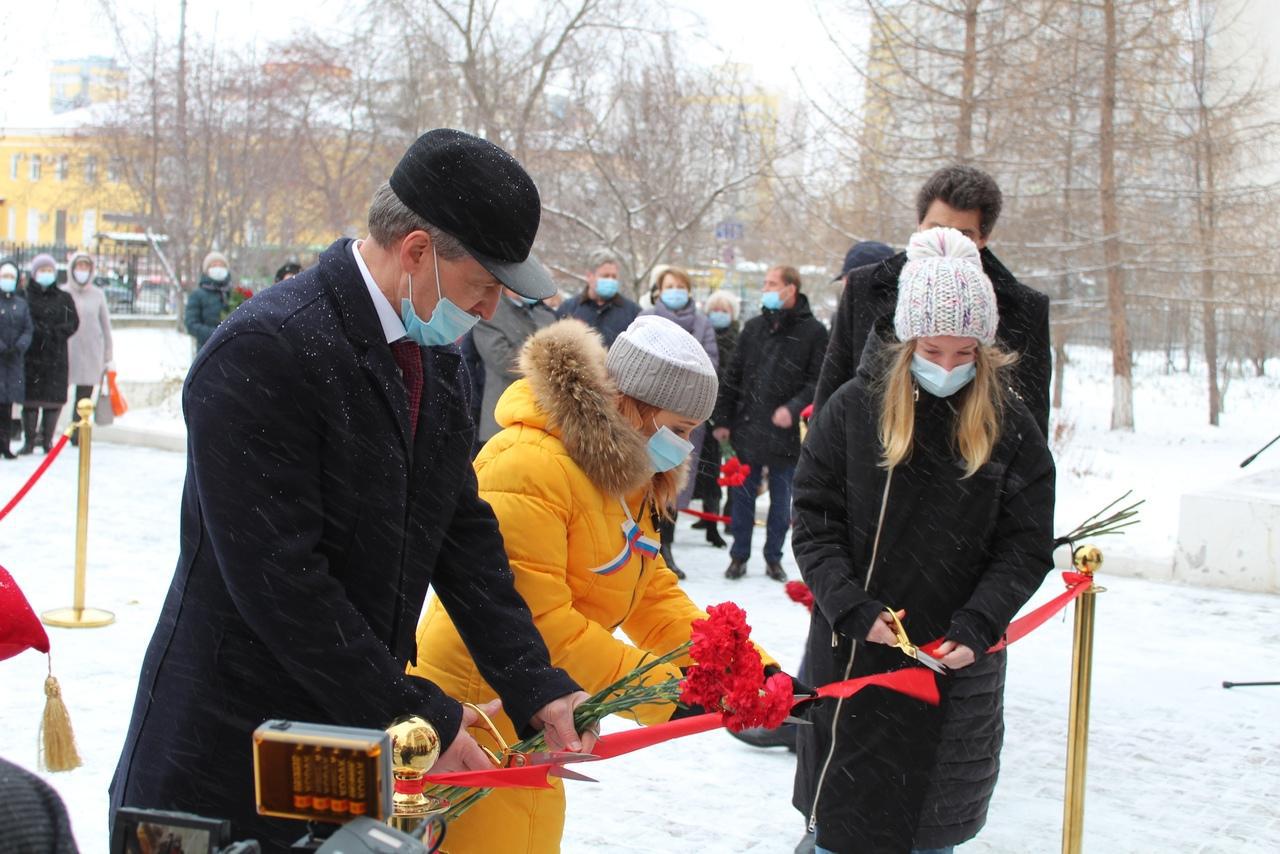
21, 282, 78, 404
813, 248, 1051, 436
712, 294, 828, 466
793, 347, 1055, 853
0, 291, 33, 402
109, 239, 578, 849
555, 291, 641, 348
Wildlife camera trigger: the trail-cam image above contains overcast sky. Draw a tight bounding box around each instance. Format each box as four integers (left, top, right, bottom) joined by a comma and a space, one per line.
1, 0, 861, 125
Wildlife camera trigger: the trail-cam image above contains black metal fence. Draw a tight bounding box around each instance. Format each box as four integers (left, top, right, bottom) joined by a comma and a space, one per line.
0, 240, 179, 317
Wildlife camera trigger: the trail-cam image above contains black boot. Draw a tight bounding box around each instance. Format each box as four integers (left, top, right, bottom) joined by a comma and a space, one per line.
39, 407, 61, 453
765, 560, 788, 582
17, 409, 37, 455
702, 498, 728, 547
729, 723, 797, 751
659, 518, 685, 579
725, 558, 747, 579
0, 409, 13, 459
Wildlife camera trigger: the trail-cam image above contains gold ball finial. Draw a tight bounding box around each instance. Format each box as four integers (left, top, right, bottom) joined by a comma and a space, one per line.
76, 397, 95, 420
387, 716, 441, 773
1072, 545, 1103, 576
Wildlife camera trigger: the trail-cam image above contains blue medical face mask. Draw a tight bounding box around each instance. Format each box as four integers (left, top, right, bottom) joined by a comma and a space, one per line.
35, 271, 57, 288
659, 288, 689, 311
0, 277, 16, 294
647, 421, 695, 473
708, 310, 731, 330
595, 277, 620, 300
911, 353, 977, 398
508, 294, 540, 308
401, 245, 480, 347
761, 290, 783, 311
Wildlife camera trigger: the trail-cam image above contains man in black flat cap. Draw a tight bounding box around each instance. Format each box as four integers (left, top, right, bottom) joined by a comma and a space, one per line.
110, 129, 591, 849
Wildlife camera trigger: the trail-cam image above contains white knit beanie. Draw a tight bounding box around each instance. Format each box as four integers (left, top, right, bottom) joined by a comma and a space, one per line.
606, 315, 718, 422
202, 251, 229, 273
894, 227, 998, 345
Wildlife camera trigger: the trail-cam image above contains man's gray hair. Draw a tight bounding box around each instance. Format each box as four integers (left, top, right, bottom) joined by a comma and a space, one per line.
585, 247, 621, 273
367, 181, 468, 260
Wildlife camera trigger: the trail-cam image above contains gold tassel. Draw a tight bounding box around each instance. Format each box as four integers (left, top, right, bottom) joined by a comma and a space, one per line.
40, 659, 82, 773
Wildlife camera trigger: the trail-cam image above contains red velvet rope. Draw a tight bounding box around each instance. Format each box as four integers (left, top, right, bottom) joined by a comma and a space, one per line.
0, 433, 71, 523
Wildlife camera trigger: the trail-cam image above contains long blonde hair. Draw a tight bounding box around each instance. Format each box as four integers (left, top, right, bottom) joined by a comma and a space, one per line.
877, 340, 1016, 478
615, 394, 683, 517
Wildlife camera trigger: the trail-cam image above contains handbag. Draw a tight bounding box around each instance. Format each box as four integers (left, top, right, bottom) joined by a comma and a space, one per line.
94, 378, 114, 427
107, 370, 128, 417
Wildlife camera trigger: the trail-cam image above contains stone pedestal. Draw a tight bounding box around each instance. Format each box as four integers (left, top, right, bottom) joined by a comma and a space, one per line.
1173, 466, 1280, 593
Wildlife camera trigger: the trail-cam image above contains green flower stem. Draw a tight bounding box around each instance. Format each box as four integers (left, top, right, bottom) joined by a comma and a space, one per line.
424, 642, 692, 822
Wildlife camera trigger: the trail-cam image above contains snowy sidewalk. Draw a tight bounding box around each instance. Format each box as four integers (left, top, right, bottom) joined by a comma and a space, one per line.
0, 443, 1277, 852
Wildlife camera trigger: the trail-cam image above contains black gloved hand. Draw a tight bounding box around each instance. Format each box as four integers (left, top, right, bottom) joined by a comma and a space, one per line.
764, 664, 817, 699
670, 702, 708, 721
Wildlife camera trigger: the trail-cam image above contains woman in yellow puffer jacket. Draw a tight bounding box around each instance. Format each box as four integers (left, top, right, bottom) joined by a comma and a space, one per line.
411, 316, 770, 852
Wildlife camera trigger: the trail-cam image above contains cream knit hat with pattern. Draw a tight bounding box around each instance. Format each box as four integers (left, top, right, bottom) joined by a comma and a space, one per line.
606, 315, 718, 422
894, 227, 998, 345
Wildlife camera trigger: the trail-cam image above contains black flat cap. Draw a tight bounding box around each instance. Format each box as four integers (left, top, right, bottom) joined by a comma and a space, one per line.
390, 128, 554, 299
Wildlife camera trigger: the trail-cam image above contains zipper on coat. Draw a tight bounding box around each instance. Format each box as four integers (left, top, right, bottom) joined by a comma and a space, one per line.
808, 467, 894, 835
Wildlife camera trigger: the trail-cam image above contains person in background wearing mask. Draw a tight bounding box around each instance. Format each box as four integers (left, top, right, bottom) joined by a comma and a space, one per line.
713, 266, 827, 582
411, 315, 783, 853
17, 254, 78, 455
274, 261, 303, 283
63, 251, 114, 445
813, 165, 1049, 438
0, 259, 34, 460
690, 289, 740, 548
555, 248, 640, 347
640, 266, 718, 578
185, 251, 231, 351
473, 285, 557, 446
111, 129, 592, 848
792, 228, 1054, 854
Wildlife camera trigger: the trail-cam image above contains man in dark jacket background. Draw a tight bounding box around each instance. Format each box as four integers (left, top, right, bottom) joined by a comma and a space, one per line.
555, 248, 640, 347
813, 164, 1051, 437
473, 287, 557, 443
713, 265, 828, 582
110, 129, 590, 849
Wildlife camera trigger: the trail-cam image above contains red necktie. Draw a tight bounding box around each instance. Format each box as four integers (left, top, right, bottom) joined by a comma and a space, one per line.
389, 339, 423, 436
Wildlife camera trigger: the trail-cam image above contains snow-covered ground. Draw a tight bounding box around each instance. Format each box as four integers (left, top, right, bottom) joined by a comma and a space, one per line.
0, 347, 1277, 852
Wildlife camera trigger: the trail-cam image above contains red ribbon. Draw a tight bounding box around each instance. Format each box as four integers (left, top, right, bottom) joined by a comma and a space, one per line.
0, 433, 71, 524
678, 507, 732, 525
919, 571, 1093, 657
420, 668, 941, 791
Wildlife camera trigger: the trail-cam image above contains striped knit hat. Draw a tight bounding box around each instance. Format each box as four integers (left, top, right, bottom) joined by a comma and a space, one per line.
894, 227, 998, 345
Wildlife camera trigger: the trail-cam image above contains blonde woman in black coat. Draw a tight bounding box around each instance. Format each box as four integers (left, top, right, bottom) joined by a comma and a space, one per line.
793, 227, 1055, 854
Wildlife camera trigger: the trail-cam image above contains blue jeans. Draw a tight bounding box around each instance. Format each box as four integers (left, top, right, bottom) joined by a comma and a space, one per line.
728, 457, 795, 564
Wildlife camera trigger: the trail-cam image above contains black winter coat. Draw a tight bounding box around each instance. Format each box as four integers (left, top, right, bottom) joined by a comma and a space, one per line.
792, 352, 1054, 853
555, 292, 641, 348
109, 239, 579, 849
22, 283, 79, 404
0, 292, 33, 402
813, 249, 1051, 437
713, 295, 828, 465
693, 322, 740, 501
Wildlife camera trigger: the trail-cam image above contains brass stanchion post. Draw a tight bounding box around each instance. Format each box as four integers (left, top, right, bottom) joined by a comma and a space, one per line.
42, 398, 114, 629
1062, 545, 1103, 854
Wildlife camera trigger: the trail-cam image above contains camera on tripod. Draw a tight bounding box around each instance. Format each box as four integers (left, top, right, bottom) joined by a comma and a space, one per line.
110, 720, 445, 854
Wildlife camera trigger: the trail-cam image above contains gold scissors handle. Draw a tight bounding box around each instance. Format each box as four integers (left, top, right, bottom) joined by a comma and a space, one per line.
463, 701, 522, 767
884, 608, 919, 659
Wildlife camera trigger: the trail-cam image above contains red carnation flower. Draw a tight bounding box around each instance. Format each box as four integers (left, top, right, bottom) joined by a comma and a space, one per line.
717, 457, 752, 488
785, 581, 814, 612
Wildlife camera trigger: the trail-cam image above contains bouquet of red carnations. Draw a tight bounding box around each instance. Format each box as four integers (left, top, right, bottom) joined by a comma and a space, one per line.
679, 602, 794, 732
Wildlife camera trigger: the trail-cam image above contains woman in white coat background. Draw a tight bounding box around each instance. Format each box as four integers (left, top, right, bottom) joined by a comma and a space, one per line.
63, 250, 114, 440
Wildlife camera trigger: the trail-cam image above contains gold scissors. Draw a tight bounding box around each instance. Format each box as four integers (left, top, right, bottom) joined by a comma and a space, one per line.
884, 609, 949, 675
463, 702, 601, 782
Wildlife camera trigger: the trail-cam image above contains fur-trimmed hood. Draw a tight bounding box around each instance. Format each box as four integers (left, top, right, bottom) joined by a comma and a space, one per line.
501, 319, 653, 497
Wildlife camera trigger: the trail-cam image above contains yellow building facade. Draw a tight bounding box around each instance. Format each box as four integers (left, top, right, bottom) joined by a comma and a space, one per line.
0, 106, 143, 249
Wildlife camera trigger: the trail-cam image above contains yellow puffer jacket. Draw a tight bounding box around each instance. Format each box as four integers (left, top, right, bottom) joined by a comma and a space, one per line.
410, 320, 711, 853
